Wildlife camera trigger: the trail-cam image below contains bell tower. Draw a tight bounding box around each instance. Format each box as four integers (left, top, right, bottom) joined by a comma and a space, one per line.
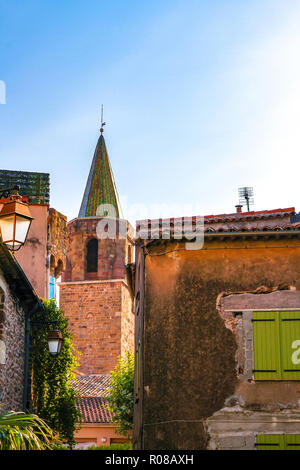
59, 127, 134, 375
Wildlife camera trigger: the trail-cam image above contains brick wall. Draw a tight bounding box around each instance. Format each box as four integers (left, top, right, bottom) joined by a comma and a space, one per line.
14, 204, 48, 298
60, 280, 133, 374
0, 273, 25, 413
63, 217, 134, 282
60, 216, 134, 375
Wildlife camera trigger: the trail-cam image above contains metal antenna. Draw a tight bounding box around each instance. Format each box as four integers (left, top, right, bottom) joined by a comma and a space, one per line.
100, 105, 106, 133
238, 187, 254, 212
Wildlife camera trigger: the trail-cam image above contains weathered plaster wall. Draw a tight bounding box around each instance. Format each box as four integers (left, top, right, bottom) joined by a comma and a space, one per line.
74, 424, 128, 448
142, 238, 300, 449
220, 290, 300, 406
206, 408, 300, 450
0, 272, 25, 413
203, 290, 300, 450
121, 284, 135, 357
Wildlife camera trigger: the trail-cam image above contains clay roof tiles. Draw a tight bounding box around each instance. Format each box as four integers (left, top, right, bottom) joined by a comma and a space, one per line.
72, 375, 112, 424
136, 207, 300, 239
72, 374, 111, 398
75, 397, 113, 424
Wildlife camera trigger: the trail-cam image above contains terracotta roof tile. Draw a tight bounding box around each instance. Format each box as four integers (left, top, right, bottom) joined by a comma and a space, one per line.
72, 375, 113, 424
71, 375, 111, 397
76, 397, 113, 424
136, 208, 300, 239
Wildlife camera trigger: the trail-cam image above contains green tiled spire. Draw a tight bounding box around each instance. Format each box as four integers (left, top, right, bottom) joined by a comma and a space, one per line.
78, 134, 123, 218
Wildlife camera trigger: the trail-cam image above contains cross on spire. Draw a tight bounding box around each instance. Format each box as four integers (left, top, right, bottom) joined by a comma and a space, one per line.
100, 104, 106, 133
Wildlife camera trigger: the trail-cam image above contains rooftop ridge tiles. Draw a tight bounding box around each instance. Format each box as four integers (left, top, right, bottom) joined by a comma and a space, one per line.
136, 208, 296, 227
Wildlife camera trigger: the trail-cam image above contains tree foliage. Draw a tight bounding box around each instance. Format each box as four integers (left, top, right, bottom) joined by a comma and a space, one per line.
105, 351, 134, 437
87, 442, 132, 450
0, 411, 55, 450
30, 299, 81, 448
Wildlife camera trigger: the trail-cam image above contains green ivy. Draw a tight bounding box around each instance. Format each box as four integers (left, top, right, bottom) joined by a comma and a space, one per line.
105, 351, 134, 438
30, 299, 81, 448
87, 443, 132, 450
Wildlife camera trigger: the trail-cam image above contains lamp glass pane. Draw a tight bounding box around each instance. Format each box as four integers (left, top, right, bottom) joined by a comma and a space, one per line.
15, 216, 31, 244
0, 215, 15, 242
48, 339, 59, 355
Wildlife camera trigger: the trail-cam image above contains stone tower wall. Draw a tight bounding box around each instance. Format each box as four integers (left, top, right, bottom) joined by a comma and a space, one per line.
60, 216, 134, 374
63, 217, 133, 282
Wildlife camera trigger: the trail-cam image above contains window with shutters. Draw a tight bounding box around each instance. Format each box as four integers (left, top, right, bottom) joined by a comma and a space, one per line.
256, 434, 300, 450
253, 311, 300, 380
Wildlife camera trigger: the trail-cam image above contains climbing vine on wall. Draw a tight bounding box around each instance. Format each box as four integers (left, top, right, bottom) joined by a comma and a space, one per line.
30, 299, 81, 448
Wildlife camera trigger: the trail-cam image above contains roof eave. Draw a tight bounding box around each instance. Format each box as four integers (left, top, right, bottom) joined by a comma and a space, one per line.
135, 230, 300, 246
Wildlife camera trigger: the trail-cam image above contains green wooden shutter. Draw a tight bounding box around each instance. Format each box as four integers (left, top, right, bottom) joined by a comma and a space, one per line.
279, 311, 300, 380
257, 435, 300, 450
256, 434, 284, 450
253, 312, 281, 380
284, 434, 300, 450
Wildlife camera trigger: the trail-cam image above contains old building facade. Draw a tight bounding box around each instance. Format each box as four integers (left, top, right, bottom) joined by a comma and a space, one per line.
133, 207, 300, 450
0, 170, 67, 301
0, 244, 43, 413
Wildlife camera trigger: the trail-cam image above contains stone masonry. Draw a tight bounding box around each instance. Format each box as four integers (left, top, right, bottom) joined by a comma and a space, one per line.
60, 216, 134, 375
0, 273, 26, 413
60, 280, 134, 374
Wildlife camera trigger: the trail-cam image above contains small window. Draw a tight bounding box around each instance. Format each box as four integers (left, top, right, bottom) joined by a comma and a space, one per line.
253, 311, 300, 380
86, 239, 98, 273
49, 276, 55, 300
256, 434, 300, 450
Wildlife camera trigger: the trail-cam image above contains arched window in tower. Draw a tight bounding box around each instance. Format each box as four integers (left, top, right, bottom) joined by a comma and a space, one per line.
86, 238, 98, 273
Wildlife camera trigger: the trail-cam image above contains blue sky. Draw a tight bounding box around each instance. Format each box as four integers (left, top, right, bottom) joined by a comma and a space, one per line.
0, 0, 299, 224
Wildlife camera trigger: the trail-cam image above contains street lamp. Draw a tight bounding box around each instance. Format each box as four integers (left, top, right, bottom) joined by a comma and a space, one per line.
47, 327, 63, 356
30, 320, 63, 357
0, 186, 33, 251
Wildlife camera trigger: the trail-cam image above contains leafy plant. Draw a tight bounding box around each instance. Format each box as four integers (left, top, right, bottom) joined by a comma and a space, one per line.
87, 442, 132, 450
105, 351, 134, 438
0, 411, 55, 450
30, 299, 81, 448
